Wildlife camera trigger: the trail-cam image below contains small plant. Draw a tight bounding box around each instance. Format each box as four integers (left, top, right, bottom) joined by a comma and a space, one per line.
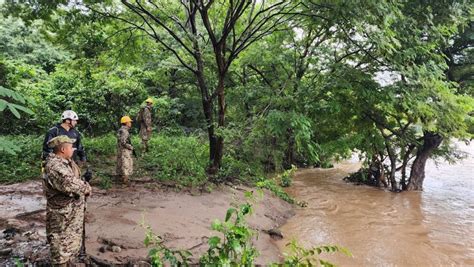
142, 222, 192, 267
256, 178, 295, 204
143, 192, 260, 266
14, 257, 24, 267
97, 172, 112, 189
280, 164, 297, 187
143, 192, 350, 266
274, 240, 352, 267
199, 201, 258, 266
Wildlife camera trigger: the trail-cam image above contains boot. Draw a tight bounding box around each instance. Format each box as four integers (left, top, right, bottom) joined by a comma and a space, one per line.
118, 175, 129, 187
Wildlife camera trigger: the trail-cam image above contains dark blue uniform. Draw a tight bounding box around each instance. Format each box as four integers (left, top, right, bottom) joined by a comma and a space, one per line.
42, 124, 86, 161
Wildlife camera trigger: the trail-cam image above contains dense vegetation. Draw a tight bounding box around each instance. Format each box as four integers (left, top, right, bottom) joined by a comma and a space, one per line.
1, 0, 472, 192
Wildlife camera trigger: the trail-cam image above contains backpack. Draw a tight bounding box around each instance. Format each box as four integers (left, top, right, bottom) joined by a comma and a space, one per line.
136, 107, 144, 124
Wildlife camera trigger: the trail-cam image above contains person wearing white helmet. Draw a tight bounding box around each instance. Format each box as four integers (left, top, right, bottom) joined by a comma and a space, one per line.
42, 110, 87, 164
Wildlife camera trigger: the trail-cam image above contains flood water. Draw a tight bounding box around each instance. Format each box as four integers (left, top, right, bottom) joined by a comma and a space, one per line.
276, 142, 473, 266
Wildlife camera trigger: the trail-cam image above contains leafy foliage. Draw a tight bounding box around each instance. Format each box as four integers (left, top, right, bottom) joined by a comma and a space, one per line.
0, 135, 42, 183
200, 201, 258, 266
0, 86, 34, 119
275, 240, 352, 267
280, 165, 297, 187
140, 135, 208, 187
0, 85, 34, 155
143, 221, 193, 267
143, 192, 259, 266
1, 0, 472, 191
256, 178, 295, 204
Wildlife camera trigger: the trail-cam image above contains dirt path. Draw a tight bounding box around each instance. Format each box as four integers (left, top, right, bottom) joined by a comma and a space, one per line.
0, 180, 294, 265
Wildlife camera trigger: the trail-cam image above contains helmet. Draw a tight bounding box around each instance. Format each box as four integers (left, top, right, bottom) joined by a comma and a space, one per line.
145, 98, 154, 104
61, 110, 79, 121
120, 116, 133, 124
47, 135, 76, 149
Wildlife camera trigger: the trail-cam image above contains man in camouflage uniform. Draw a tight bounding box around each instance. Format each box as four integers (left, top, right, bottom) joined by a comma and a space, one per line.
138, 98, 153, 152
43, 135, 92, 265
117, 116, 134, 185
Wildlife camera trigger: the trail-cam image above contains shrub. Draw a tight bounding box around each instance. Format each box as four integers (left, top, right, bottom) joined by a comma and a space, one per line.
140, 135, 208, 187
0, 135, 42, 183
256, 178, 294, 204
280, 164, 297, 187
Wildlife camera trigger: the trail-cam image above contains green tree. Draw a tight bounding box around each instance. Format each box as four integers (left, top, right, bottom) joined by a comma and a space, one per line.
316, 0, 474, 190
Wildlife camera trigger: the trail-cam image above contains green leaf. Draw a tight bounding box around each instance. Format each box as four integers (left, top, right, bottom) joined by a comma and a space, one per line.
7, 103, 21, 118
240, 203, 252, 215
319, 259, 335, 267
0, 99, 7, 112
231, 240, 242, 253
10, 103, 33, 115
225, 208, 236, 222
211, 219, 223, 231
208, 236, 221, 248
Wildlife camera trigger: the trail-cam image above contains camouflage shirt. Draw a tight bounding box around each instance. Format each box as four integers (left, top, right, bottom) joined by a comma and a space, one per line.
140, 106, 152, 128
117, 126, 133, 150
44, 153, 89, 208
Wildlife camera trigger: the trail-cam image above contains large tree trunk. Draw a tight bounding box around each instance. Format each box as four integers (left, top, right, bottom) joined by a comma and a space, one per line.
407, 132, 443, 190
400, 144, 415, 190
196, 72, 217, 166
194, 50, 217, 172
386, 144, 398, 191
188, 6, 219, 174
371, 155, 388, 188
379, 128, 398, 191
283, 127, 295, 169
209, 76, 226, 173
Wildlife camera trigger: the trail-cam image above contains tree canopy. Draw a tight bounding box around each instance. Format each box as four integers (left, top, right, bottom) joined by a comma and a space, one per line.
1, 0, 473, 190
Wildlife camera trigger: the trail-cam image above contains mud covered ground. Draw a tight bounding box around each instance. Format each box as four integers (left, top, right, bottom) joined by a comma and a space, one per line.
0, 180, 294, 266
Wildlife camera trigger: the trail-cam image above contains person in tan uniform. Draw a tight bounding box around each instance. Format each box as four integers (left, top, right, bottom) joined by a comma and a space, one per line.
117, 116, 134, 185
43, 135, 92, 265
138, 98, 153, 152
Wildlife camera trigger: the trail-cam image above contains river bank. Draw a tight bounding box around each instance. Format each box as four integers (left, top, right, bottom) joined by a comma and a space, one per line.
0, 180, 294, 265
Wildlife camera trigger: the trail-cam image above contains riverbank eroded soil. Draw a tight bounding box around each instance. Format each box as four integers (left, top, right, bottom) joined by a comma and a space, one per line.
0, 180, 294, 265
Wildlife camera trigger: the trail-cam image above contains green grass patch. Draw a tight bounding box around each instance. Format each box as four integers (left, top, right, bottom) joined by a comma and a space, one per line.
138, 135, 209, 187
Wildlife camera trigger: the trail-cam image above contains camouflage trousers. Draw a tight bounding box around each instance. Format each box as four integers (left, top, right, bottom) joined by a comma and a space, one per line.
46, 199, 85, 265
139, 126, 152, 141
117, 148, 133, 176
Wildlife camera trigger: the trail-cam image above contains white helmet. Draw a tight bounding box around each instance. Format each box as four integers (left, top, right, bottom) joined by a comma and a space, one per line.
61, 110, 79, 121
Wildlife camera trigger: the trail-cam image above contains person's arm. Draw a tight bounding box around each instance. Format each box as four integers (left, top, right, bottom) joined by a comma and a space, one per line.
75, 132, 87, 162
42, 128, 56, 160
119, 129, 133, 150
48, 167, 91, 197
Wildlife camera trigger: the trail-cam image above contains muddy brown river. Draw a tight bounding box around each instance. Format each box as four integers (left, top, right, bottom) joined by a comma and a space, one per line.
275, 142, 474, 266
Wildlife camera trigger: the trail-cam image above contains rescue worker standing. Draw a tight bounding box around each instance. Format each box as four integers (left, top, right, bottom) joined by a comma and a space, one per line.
138, 98, 153, 152
43, 135, 92, 265
117, 116, 134, 185
42, 110, 87, 164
